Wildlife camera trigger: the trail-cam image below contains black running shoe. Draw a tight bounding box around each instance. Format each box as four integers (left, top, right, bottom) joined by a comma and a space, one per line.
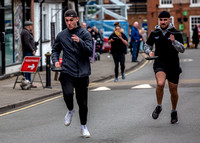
152, 106, 162, 119
171, 111, 178, 124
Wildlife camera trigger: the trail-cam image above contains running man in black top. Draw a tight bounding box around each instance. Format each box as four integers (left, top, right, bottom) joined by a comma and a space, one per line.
52, 9, 92, 138
144, 11, 185, 124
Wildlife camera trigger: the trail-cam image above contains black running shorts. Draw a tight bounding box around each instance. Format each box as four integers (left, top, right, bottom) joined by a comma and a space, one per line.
153, 67, 181, 84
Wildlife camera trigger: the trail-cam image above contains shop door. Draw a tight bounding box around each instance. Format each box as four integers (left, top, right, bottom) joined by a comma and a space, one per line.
0, 1, 5, 75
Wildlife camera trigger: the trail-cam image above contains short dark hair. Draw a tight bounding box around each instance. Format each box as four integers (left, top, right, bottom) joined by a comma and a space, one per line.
64, 9, 77, 17
158, 11, 171, 18
87, 26, 91, 29
114, 22, 120, 26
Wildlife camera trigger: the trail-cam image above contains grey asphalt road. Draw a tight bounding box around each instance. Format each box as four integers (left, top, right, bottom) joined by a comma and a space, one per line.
0, 49, 200, 143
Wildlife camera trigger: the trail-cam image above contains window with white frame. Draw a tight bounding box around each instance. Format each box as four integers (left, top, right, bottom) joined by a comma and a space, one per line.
55, 5, 62, 37
190, 0, 200, 7
159, 0, 173, 8
190, 16, 200, 40
42, 4, 49, 41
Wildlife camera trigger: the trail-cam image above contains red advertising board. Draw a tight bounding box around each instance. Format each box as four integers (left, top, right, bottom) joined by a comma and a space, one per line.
20, 56, 41, 73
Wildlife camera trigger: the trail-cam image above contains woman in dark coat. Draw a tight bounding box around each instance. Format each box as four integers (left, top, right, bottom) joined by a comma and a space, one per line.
192, 24, 200, 49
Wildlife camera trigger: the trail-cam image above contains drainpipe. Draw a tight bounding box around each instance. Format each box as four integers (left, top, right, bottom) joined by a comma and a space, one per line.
39, 0, 44, 71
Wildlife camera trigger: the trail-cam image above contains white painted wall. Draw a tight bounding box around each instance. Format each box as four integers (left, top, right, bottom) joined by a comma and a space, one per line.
34, 2, 62, 68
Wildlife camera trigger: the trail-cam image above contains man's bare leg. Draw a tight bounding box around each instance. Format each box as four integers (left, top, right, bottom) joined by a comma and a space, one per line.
155, 71, 166, 105
168, 81, 179, 110
168, 81, 179, 124
152, 71, 166, 119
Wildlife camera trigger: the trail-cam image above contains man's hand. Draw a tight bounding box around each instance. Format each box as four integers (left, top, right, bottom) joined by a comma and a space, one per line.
170, 34, 175, 43
32, 51, 36, 56
149, 51, 154, 57
55, 62, 60, 67
72, 34, 79, 43
108, 39, 114, 44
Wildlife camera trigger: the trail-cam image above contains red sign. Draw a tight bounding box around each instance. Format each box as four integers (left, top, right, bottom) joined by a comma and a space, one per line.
59, 58, 62, 66
20, 56, 41, 73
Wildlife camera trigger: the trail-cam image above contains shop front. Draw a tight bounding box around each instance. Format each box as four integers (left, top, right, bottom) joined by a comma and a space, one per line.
0, 0, 32, 76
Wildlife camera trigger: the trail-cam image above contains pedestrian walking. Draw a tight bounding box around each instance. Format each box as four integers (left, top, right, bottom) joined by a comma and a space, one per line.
99, 29, 104, 54
81, 22, 86, 30
51, 9, 93, 138
192, 24, 200, 49
20, 20, 37, 88
108, 23, 128, 82
95, 28, 103, 53
144, 11, 185, 124
91, 26, 97, 40
131, 21, 140, 62
87, 26, 92, 36
138, 29, 143, 52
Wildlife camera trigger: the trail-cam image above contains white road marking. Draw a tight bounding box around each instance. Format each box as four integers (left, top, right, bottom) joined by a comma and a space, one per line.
180, 59, 193, 62
90, 87, 111, 91
131, 84, 153, 89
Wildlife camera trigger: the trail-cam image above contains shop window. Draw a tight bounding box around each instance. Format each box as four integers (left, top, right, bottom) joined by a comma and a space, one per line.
190, 0, 200, 7
159, 0, 173, 8
190, 16, 200, 40
5, 0, 14, 65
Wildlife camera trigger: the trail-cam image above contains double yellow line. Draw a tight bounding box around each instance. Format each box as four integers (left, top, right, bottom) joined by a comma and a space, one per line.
0, 60, 150, 117
0, 95, 62, 117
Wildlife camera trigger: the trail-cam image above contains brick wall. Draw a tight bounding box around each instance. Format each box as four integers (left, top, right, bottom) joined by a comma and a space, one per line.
31, 0, 34, 34
147, 0, 200, 44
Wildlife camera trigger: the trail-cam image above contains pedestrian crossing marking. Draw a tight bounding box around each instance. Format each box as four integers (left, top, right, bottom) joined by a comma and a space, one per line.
90, 87, 111, 91
131, 84, 153, 89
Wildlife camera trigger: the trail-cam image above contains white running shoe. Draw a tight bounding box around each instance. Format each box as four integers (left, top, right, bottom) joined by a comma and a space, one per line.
64, 110, 74, 126
81, 125, 91, 138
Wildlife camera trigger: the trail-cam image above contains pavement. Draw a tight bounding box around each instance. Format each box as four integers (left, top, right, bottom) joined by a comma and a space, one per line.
0, 52, 145, 113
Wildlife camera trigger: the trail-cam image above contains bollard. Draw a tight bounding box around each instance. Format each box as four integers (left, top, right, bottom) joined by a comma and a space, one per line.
45, 52, 51, 88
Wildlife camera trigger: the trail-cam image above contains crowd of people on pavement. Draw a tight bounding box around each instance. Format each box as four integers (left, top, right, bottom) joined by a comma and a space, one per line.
82, 23, 104, 54
20, 7, 200, 139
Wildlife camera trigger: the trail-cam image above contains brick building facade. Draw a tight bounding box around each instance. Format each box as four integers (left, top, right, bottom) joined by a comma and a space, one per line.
147, 0, 200, 45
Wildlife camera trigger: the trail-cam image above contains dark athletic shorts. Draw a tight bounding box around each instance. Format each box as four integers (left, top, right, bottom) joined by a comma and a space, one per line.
154, 67, 181, 84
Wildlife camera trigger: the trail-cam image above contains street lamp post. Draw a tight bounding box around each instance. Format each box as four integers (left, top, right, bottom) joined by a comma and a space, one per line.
39, 0, 44, 71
